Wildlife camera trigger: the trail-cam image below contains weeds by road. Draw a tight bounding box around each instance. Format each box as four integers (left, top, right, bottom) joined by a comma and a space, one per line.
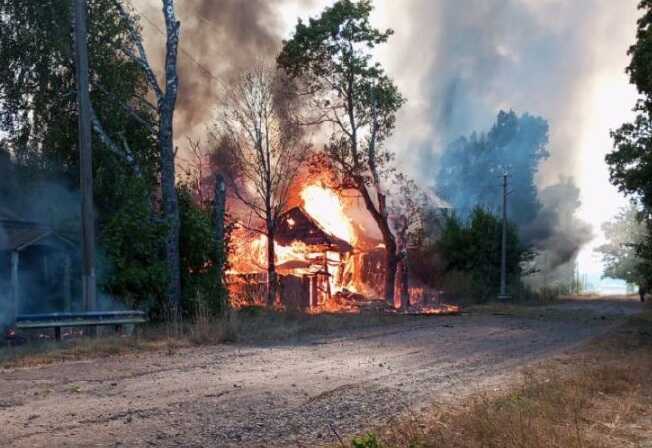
0, 307, 403, 368
345, 309, 652, 448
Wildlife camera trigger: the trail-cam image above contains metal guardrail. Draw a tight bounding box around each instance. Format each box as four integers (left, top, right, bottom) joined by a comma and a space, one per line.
17, 310, 146, 321
15, 311, 147, 340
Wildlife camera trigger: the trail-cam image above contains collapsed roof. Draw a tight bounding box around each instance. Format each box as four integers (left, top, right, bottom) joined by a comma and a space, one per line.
276, 207, 353, 253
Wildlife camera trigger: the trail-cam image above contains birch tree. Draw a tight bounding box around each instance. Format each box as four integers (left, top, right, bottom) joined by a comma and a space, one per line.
115, 0, 182, 315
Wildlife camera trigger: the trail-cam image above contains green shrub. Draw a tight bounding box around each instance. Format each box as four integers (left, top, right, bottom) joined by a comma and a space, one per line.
352, 433, 382, 448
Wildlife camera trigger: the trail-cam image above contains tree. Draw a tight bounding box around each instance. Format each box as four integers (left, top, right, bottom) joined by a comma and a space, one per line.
0, 0, 158, 176
437, 207, 531, 302
596, 203, 650, 286
177, 185, 227, 315
0, 0, 167, 310
180, 138, 213, 209
178, 141, 230, 314
278, 0, 405, 304
437, 110, 549, 228
211, 65, 308, 306
388, 174, 428, 309
606, 0, 652, 288
115, 0, 182, 317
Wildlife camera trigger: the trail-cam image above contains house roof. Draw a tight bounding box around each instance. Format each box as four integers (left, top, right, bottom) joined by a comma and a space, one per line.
276, 207, 353, 253
0, 209, 74, 252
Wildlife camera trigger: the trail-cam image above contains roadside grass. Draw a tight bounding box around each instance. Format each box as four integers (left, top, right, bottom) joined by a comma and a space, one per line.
465, 298, 629, 322
344, 309, 652, 448
0, 307, 405, 368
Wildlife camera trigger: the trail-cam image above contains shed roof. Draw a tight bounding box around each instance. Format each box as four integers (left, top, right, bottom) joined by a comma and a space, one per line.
0, 209, 74, 252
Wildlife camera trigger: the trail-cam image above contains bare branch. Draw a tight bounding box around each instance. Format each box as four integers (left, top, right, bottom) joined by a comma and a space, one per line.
113, 0, 163, 101
90, 106, 142, 176
96, 83, 157, 134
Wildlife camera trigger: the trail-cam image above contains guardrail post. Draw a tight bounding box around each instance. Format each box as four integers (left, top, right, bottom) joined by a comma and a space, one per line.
11, 250, 19, 324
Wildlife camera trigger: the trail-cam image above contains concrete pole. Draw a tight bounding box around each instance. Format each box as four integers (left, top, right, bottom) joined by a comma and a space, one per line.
74, 0, 97, 312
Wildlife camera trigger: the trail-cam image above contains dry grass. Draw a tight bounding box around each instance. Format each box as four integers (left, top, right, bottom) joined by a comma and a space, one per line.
0, 307, 407, 368
465, 302, 612, 323
346, 311, 652, 448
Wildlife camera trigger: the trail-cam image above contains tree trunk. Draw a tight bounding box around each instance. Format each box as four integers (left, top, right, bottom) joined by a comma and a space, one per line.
384, 251, 398, 307
266, 226, 277, 307
63, 254, 72, 313
213, 174, 227, 309
400, 255, 409, 310
356, 183, 398, 306
160, 0, 181, 318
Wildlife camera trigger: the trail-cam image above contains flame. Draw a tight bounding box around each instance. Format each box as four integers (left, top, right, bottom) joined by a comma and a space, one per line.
300, 184, 356, 245
227, 183, 392, 311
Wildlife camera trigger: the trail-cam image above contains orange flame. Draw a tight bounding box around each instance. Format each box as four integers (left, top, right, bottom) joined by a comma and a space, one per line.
300, 184, 356, 245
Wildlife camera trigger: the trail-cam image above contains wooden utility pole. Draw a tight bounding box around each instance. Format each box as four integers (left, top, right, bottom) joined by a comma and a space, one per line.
74, 0, 97, 312
499, 172, 510, 300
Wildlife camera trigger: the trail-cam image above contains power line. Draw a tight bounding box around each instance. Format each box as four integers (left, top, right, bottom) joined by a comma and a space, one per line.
125, 0, 222, 84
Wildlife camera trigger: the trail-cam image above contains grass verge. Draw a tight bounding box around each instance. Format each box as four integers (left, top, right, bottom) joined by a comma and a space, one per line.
344, 310, 652, 448
0, 307, 407, 368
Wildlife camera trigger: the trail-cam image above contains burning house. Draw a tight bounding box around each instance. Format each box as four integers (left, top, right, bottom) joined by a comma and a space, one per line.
226, 179, 460, 315
227, 183, 393, 311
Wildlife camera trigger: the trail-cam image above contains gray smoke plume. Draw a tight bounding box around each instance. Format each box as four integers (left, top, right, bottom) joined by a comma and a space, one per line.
135, 0, 290, 139
523, 179, 594, 267
132, 0, 627, 275
382, 0, 637, 186
375, 0, 636, 273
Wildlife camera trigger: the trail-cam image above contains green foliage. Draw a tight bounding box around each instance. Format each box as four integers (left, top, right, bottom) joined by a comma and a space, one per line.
178, 186, 227, 316
352, 433, 382, 448
606, 1, 652, 287
0, 1, 166, 314
0, 0, 157, 177
100, 178, 166, 312
277, 0, 405, 181
596, 203, 650, 286
437, 207, 533, 301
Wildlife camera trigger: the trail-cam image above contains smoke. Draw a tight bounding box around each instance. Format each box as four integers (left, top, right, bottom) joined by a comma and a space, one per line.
0, 148, 130, 321
129, 0, 628, 273
435, 109, 592, 271
368, 0, 636, 272
378, 0, 637, 186
134, 0, 290, 140
523, 179, 594, 268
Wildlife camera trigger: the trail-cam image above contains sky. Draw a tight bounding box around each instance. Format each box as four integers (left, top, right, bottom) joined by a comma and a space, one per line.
135, 0, 642, 290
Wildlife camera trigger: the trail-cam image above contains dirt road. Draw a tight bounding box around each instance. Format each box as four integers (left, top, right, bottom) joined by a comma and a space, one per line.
0, 297, 642, 447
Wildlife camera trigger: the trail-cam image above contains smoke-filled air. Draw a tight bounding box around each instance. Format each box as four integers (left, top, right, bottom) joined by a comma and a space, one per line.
1, 1, 652, 446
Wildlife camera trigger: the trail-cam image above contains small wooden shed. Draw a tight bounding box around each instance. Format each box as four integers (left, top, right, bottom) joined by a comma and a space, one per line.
0, 207, 75, 326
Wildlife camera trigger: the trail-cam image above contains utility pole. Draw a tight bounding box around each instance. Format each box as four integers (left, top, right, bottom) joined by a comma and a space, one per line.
74, 0, 97, 313
499, 172, 511, 300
